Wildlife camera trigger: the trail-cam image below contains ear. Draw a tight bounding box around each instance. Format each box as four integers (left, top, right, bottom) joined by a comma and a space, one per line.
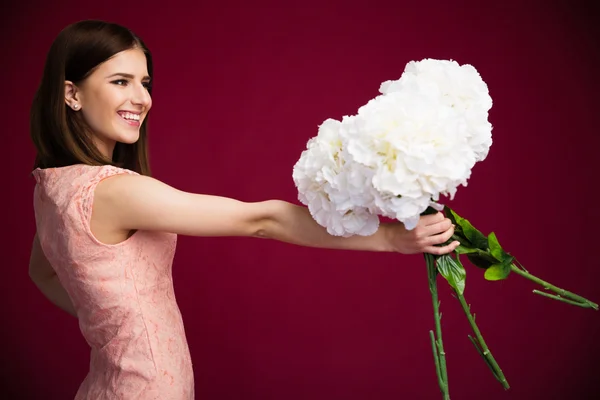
64, 80, 81, 111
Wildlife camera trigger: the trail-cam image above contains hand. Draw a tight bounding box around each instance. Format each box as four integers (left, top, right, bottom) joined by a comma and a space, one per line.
386, 212, 460, 255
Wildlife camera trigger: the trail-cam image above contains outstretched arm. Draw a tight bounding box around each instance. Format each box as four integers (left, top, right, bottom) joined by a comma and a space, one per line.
94, 174, 459, 255
257, 200, 458, 255
28, 233, 77, 318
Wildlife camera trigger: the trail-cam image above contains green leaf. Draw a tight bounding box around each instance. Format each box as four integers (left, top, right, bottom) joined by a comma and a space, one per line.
445, 207, 488, 250
437, 254, 467, 295
445, 206, 459, 226
484, 260, 512, 281
488, 232, 512, 263
455, 245, 478, 254
467, 253, 495, 269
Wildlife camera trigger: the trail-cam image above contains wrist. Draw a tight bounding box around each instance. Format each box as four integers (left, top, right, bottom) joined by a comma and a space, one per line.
374, 223, 397, 252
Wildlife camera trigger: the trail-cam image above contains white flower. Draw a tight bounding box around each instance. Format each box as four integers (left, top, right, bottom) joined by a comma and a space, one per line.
380, 59, 492, 113
292, 119, 380, 237
342, 90, 475, 199
380, 58, 493, 162
294, 58, 493, 234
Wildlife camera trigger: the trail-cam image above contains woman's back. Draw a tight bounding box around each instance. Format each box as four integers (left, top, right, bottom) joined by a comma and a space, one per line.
32, 164, 194, 400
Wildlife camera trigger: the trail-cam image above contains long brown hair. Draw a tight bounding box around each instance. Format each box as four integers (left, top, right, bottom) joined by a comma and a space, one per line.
30, 20, 153, 175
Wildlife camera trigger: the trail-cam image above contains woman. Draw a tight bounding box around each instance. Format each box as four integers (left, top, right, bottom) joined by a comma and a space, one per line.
28, 20, 459, 400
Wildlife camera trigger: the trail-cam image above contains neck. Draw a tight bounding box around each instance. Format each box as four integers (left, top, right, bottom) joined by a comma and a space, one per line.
93, 137, 116, 160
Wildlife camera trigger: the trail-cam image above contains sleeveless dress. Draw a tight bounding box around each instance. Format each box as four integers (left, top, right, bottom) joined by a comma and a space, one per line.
32, 164, 194, 399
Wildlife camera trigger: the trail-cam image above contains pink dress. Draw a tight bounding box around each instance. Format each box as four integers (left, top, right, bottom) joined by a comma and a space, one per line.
32, 164, 194, 399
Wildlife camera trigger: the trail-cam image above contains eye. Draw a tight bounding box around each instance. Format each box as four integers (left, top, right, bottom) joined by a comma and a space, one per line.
143, 81, 152, 90
111, 79, 128, 86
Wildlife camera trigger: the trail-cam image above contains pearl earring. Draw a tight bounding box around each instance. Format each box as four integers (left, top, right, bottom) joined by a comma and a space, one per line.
73, 104, 79, 110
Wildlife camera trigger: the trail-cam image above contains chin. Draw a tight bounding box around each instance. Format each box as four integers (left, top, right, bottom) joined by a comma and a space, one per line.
116, 132, 141, 144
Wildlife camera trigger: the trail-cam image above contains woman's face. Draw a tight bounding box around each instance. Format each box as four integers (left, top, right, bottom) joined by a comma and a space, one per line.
66, 48, 152, 158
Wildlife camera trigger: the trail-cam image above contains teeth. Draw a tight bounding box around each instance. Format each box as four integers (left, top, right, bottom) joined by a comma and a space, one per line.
120, 112, 140, 121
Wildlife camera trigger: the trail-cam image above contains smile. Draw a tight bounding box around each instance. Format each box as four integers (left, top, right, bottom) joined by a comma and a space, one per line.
117, 111, 141, 126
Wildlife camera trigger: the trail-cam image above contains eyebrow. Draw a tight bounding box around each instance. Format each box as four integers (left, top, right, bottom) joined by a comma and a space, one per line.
106, 72, 151, 81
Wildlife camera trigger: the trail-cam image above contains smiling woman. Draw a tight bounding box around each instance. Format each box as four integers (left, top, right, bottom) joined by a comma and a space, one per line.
27, 19, 459, 400
64, 51, 152, 158
30, 21, 153, 175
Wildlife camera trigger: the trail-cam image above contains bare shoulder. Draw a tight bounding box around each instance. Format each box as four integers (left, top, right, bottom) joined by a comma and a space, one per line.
89, 174, 161, 243
95, 172, 175, 199
92, 173, 176, 237
94, 173, 190, 222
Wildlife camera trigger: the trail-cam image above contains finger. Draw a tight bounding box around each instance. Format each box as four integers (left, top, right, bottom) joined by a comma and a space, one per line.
424, 240, 460, 255
425, 225, 455, 246
421, 212, 445, 226
423, 218, 453, 236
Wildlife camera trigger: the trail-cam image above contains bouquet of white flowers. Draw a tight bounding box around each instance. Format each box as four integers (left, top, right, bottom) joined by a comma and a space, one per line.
293, 58, 597, 399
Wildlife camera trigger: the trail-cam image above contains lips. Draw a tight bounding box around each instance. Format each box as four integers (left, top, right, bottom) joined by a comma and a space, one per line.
117, 111, 142, 126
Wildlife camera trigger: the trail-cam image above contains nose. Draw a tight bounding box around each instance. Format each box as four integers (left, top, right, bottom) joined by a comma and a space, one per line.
131, 82, 152, 109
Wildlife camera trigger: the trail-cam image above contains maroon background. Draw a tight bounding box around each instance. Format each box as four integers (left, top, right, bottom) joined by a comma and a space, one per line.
2, 0, 599, 399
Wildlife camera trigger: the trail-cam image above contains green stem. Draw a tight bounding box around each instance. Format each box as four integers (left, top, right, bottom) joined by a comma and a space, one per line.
425, 253, 450, 400
450, 227, 597, 310
450, 234, 497, 263
429, 331, 444, 391
455, 290, 510, 390
532, 290, 592, 308
510, 265, 598, 310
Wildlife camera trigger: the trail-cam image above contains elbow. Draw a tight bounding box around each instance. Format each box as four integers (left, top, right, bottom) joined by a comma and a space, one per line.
250, 200, 283, 239
251, 216, 276, 240
253, 228, 270, 239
